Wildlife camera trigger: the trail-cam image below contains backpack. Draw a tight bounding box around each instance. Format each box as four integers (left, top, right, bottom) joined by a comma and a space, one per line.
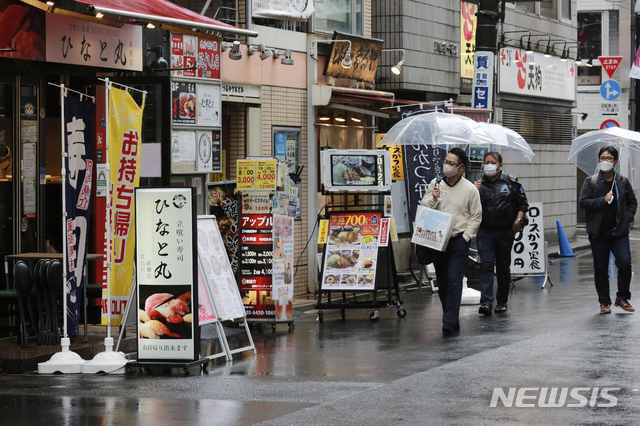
590, 173, 629, 192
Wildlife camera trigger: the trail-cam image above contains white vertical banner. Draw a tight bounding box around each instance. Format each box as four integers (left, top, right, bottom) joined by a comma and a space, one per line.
511, 202, 545, 274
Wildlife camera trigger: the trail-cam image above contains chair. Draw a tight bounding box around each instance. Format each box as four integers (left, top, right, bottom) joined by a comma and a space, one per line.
14, 260, 38, 348
39, 259, 53, 344
32, 259, 50, 345
47, 260, 64, 344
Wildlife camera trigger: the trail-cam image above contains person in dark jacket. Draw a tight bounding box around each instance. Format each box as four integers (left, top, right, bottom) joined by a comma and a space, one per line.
474, 152, 529, 315
579, 146, 638, 314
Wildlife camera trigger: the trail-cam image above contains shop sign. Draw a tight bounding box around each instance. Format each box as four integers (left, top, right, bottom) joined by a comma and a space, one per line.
256, 159, 277, 191
0, 1, 45, 62
171, 33, 221, 80
472, 51, 494, 109
323, 32, 383, 84
196, 83, 221, 127
207, 181, 239, 273
221, 84, 261, 98
318, 219, 329, 244
172, 81, 197, 125
237, 159, 257, 191
135, 188, 197, 361
320, 212, 383, 291
253, 0, 314, 20
196, 130, 213, 172
498, 47, 576, 101
511, 202, 545, 275
46, 14, 143, 71
460, 1, 478, 93
601, 102, 620, 116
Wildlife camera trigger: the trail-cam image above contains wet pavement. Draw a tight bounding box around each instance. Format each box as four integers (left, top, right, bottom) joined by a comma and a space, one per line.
3, 232, 640, 425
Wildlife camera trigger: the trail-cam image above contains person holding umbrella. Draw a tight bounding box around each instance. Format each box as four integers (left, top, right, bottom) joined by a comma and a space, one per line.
474, 152, 529, 315
420, 147, 482, 335
579, 146, 637, 314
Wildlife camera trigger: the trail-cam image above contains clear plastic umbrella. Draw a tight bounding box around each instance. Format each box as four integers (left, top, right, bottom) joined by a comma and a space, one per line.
477, 122, 535, 163
568, 127, 640, 189
377, 111, 494, 148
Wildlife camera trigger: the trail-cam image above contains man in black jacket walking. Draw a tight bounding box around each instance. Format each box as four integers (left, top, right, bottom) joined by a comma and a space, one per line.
579, 146, 638, 314
474, 152, 529, 315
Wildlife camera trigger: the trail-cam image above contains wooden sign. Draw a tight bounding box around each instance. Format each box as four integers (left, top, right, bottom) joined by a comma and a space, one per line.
323, 32, 384, 83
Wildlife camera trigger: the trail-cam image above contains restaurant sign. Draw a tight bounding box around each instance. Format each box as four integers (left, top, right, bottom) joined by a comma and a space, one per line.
323, 32, 383, 83
46, 14, 143, 71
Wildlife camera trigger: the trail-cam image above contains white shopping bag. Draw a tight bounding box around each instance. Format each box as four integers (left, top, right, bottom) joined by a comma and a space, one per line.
411, 205, 455, 252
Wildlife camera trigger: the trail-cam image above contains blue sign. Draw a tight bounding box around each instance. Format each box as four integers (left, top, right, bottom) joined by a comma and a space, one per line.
600, 80, 620, 101
473, 87, 489, 108
274, 132, 286, 158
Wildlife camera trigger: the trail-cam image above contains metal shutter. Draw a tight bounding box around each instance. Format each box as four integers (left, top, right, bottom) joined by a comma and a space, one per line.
501, 110, 573, 145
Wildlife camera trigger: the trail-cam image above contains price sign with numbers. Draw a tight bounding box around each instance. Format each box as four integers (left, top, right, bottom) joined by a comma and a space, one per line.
256, 159, 277, 191
237, 159, 256, 190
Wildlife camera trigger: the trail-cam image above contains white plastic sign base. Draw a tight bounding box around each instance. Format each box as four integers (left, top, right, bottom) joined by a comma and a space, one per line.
38, 338, 86, 374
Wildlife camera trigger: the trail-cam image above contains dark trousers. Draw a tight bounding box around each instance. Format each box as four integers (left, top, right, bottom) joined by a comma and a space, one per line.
477, 227, 515, 306
433, 234, 469, 327
589, 234, 632, 304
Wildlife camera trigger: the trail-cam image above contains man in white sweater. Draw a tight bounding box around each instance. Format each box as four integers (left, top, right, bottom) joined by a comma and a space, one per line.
420, 147, 482, 335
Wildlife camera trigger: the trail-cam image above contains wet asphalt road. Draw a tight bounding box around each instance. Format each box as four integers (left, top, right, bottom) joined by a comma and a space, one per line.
3, 234, 640, 425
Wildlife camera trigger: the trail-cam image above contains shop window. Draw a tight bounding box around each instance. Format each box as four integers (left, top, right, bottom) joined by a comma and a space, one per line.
315, 0, 363, 36
561, 0, 571, 20
577, 12, 602, 86
540, 0, 557, 19
273, 127, 301, 219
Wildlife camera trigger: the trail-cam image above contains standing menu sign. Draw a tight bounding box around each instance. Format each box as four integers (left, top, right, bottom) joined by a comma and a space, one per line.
135, 188, 198, 362
272, 214, 294, 321
320, 211, 385, 291
511, 203, 545, 274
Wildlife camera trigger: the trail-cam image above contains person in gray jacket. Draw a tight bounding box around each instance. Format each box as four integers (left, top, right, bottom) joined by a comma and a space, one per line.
579, 146, 638, 314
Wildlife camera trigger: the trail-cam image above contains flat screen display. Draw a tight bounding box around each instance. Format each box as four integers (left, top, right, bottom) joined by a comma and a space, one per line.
321, 149, 392, 192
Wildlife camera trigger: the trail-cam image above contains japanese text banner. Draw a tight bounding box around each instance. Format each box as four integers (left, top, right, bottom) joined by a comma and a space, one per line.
104, 87, 145, 325
64, 94, 96, 337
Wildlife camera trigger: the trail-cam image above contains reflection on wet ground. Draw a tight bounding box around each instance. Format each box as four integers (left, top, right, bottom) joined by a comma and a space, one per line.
3, 237, 640, 425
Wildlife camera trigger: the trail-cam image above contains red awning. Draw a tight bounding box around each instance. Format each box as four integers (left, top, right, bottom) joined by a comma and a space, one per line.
72, 0, 258, 37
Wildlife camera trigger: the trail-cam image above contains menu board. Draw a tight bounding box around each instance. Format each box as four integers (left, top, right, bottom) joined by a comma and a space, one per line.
172, 81, 197, 125
197, 265, 217, 325
197, 216, 246, 321
171, 33, 221, 80
135, 188, 197, 362
320, 211, 384, 291
511, 203, 546, 275
272, 214, 294, 322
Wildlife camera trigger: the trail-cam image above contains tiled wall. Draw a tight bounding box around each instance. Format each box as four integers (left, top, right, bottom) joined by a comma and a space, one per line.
228, 105, 246, 181
261, 86, 309, 296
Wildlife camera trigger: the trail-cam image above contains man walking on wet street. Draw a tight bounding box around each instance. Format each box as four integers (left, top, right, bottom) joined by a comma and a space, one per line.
579, 146, 637, 314
474, 152, 529, 315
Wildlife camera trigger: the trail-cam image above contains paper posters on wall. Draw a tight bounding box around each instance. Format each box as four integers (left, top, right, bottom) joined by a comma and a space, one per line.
172, 81, 197, 125
321, 212, 383, 291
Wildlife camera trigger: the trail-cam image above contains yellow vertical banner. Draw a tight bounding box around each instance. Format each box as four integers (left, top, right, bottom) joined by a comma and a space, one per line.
460, 1, 477, 91
104, 87, 145, 326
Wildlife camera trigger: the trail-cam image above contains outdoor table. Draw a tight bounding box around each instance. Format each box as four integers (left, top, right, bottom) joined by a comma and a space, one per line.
5, 253, 104, 343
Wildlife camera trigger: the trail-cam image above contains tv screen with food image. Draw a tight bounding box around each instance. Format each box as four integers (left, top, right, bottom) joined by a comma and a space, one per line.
321, 149, 392, 192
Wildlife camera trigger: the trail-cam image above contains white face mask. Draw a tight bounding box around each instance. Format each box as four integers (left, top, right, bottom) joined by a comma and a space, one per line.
443, 163, 461, 178
484, 164, 499, 177
599, 161, 614, 173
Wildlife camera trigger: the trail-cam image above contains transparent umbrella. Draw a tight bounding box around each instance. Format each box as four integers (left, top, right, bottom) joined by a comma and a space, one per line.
477, 122, 535, 163
377, 112, 494, 148
568, 127, 640, 189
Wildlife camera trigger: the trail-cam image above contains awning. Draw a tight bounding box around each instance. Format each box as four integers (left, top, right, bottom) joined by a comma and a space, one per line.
312, 85, 395, 106
21, 0, 258, 38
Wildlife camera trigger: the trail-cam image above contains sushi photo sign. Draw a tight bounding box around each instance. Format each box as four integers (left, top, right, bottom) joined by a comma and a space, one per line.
135, 187, 199, 363
320, 211, 389, 291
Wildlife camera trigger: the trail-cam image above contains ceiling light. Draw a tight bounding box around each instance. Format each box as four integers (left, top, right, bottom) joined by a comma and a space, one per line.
146, 23, 155, 29
259, 44, 272, 60
335, 115, 346, 123
95, 12, 104, 18
281, 49, 294, 65
318, 112, 331, 121
46, 1, 54, 5
229, 40, 242, 60
350, 116, 362, 123
341, 50, 352, 69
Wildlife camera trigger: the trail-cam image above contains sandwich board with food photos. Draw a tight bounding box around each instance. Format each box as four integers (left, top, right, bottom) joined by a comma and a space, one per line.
316, 209, 405, 322
196, 215, 256, 359
134, 187, 209, 370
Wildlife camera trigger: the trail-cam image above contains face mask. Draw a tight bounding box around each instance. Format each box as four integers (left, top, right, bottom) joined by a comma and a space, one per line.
443, 163, 460, 178
599, 161, 614, 173
484, 164, 499, 177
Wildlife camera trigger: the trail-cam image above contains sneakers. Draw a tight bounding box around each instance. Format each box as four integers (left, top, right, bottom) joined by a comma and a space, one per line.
600, 303, 611, 314
614, 298, 635, 312
478, 305, 492, 316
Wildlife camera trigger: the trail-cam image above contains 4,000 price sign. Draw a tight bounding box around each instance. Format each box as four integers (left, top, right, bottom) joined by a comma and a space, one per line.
256, 160, 277, 191
237, 160, 256, 190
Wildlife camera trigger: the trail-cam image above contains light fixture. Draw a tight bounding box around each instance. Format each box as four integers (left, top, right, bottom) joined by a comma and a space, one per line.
318, 111, 332, 121
310, 39, 353, 69
149, 46, 168, 70
247, 45, 259, 56
259, 43, 272, 60
229, 40, 242, 60
580, 113, 588, 123
146, 23, 155, 29
273, 49, 284, 59
350, 115, 362, 123
520, 34, 533, 53
221, 41, 231, 52
281, 49, 294, 65
501, 30, 531, 47
46, 1, 54, 5
383, 48, 406, 75
335, 114, 346, 123
544, 44, 552, 57
95, 12, 104, 18
586, 57, 594, 67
